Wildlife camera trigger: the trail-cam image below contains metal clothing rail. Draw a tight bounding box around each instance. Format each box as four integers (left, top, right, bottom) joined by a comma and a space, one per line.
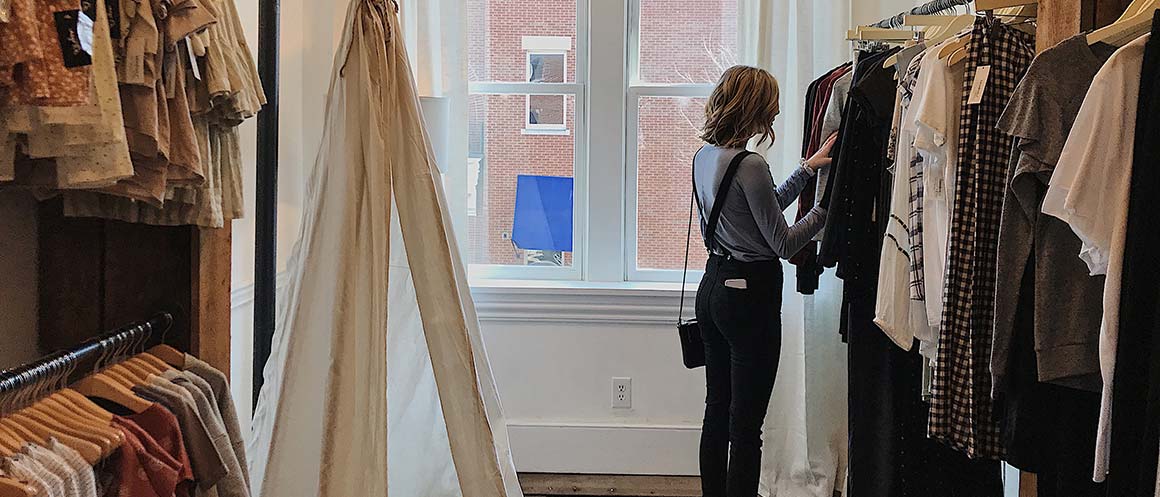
0, 313, 174, 415
870, 0, 972, 28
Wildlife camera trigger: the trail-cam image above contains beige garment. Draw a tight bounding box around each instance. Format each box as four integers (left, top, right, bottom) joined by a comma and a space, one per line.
119, 0, 160, 86
0, 0, 133, 189
167, 371, 251, 497
248, 3, 512, 497
136, 378, 229, 493
62, 119, 235, 227
184, 354, 250, 486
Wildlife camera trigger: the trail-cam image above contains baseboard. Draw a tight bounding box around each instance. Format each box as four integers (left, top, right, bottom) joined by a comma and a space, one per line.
519, 473, 700, 496
507, 421, 701, 476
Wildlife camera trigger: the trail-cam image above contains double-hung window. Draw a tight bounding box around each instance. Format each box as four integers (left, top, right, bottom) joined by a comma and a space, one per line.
464, 0, 737, 284
466, 0, 586, 280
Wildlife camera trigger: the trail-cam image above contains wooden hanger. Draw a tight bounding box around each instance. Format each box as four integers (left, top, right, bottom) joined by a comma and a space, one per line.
974, 0, 1036, 10
0, 476, 37, 497
56, 389, 114, 424
98, 367, 135, 388
37, 396, 122, 450
147, 345, 186, 368
108, 363, 149, 386
20, 405, 115, 457
0, 424, 23, 455
5, 414, 102, 464
128, 356, 165, 376
847, 27, 917, 41
0, 419, 42, 446
137, 353, 173, 373
71, 375, 152, 414
1088, 1, 1158, 46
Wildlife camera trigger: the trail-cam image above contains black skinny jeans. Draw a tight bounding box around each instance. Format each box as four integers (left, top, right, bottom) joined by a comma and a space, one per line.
695, 255, 783, 497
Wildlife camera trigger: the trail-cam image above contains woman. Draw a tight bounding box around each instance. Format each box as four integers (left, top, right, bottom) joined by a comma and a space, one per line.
693, 65, 835, 497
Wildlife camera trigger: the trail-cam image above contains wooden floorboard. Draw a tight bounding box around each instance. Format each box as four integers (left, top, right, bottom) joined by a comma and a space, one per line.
520, 473, 701, 497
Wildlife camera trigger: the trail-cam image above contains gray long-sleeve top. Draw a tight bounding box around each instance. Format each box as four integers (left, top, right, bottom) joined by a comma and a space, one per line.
694, 145, 828, 262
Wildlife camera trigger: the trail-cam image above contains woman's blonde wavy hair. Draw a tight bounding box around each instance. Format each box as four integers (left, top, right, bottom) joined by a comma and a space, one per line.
700, 65, 780, 149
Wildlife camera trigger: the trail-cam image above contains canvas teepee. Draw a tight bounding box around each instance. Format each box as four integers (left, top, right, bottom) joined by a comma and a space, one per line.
247, 1, 522, 495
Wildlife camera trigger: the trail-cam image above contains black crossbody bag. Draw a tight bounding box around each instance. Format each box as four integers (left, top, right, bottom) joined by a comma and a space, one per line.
677, 150, 754, 369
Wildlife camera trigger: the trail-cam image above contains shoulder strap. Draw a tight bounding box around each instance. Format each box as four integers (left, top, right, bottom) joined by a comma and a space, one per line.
702, 150, 754, 255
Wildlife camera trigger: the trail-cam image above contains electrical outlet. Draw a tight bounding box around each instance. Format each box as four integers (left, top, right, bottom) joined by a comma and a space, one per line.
612, 377, 632, 409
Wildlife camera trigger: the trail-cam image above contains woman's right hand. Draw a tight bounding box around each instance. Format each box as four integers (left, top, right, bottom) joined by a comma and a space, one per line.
805, 133, 838, 173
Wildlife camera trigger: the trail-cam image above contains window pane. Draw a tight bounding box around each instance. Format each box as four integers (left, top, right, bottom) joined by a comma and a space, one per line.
636, 96, 708, 271
636, 0, 738, 84
529, 53, 566, 83
468, 93, 577, 267
528, 95, 566, 127
469, 0, 577, 83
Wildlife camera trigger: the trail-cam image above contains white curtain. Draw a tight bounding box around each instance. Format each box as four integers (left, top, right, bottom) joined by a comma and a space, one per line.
738, 1, 851, 496
247, 1, 520, 496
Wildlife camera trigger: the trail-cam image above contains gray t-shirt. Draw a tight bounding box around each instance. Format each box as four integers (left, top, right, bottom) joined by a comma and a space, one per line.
693, 145, 826, 262
991, 35, 1117, 394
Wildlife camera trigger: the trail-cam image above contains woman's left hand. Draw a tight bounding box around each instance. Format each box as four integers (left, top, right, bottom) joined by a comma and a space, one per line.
805, 133, 838, 173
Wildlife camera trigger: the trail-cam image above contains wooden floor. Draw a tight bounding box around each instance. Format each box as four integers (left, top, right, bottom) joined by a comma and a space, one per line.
520, 473, 700, 497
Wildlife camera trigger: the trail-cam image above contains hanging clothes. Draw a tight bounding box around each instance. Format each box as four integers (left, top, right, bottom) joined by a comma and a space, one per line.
0, 349, 249, 497
1041, 33, 1149, 485
1107, 18, 1160, 495
930, 16, 1034, 460
987, 34, 1113, 497
0, 0, 262, 227
791, 62, 850, 295
874, 43, 929, 353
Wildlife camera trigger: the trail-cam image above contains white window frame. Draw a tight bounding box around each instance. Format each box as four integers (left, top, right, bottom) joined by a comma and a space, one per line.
623, 0, 718, 282
525, 52, 570, 133
466, 4, 589, 282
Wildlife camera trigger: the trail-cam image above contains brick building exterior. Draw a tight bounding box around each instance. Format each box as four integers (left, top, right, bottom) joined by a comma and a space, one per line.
468, 0, 737, 272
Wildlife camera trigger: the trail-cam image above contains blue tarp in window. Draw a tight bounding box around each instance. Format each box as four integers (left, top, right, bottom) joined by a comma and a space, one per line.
511, 174, 573, 252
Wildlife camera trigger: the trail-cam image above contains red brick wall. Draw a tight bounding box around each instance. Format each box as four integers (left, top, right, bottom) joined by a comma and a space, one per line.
468, 0, 737, 272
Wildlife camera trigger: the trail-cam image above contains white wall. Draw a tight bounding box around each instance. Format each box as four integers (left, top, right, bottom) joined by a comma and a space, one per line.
0, 193, 39, 370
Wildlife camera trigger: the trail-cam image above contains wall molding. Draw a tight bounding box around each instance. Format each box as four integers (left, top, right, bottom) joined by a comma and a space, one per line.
233, 275, 693, 325
231, 271, 291, 309
506, 421, 701, 475
471, 284, 691, 325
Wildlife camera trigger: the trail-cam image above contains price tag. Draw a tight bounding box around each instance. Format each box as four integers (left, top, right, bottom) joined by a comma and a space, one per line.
186, 38, 202, 80
967, 65, 991, 105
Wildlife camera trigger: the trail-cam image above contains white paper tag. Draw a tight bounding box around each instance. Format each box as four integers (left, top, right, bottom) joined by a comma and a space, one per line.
967, 65, 991, 105
186, 38, 202, 80
76, 11, 93, 55
724, 279, 748, 290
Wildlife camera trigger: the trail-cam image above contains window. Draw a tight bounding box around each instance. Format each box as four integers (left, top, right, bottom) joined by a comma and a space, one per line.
525, 48, 569, 133
627, 0, 738, 280
466, 1, 584, 279
463, 0, 738, 283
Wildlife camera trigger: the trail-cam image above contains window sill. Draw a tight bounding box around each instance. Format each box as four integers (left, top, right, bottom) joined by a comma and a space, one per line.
521, 128, 571, 136
470, 279, 696, 325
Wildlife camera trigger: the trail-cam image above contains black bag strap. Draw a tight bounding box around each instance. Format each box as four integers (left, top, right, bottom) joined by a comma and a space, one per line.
679, 150, 754, 324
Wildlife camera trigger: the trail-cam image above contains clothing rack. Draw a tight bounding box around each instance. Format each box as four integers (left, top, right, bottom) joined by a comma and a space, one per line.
0, 313, 173, 415
870, 0, 971, 28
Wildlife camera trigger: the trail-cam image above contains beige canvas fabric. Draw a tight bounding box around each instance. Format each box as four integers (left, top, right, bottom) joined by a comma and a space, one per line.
247, 1, 516, 496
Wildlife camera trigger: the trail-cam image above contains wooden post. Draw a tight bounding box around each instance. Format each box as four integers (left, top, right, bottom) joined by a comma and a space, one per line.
191, 226, 233, 377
